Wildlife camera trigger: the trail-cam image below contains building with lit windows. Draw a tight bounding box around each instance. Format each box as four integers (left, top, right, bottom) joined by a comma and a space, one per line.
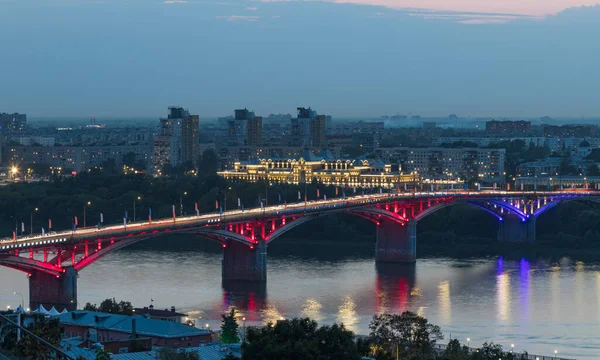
218, 150, 415, 188
374, 147, 505, 183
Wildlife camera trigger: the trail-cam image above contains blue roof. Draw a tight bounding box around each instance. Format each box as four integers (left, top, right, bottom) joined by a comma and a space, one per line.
57, 311, 211, 339
110, 345, 242, 360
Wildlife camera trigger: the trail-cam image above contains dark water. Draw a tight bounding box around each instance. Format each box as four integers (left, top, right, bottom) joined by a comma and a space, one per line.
1, 239, 599, 359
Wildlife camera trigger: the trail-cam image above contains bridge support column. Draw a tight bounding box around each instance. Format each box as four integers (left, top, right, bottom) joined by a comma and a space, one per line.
29, 266, 78, 312
376, 218, 416, 263
222, 239, 267, 282
497, 215, 536, 244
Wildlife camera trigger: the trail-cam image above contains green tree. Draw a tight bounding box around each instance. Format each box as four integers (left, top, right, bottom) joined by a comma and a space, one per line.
14, 314, 63, 360
84, 298, 133, 315
470, 342, 503, 360
241, 318, 360, 360
198, 148, 218, 175
220, 308, 240, 344
95, 349, 112, 360
369, 311, 443, 359
442, 339, 468, 360
587, 163, 600, 176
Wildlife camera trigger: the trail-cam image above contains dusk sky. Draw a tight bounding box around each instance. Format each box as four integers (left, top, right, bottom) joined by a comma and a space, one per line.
1, 0, 599, 117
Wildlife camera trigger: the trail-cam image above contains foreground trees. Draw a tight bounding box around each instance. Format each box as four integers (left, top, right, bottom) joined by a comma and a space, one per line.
241, 318, 360, 360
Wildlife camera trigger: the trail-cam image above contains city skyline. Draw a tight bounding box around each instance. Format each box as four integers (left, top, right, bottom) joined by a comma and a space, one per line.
1, 0, 599, 117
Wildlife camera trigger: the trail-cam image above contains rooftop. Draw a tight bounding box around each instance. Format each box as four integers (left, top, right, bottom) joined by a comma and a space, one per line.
57, 311, 211, 339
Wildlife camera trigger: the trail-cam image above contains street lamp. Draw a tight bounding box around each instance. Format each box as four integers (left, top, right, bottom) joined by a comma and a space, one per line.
511, 344, 514, 353
133, 196, 141, 222
242, 317, 247, 343
84, 201, 91, 227
30, 207, 39, 235
13, 292, 24, 308
467, 338, 470, 348
11, 166, 18, 180
180, 192, 188, 216
554, 350, 558, 359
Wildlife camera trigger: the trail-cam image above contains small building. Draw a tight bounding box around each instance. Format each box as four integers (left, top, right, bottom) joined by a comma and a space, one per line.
57, 311, 212, 348
133, 305, 187, 323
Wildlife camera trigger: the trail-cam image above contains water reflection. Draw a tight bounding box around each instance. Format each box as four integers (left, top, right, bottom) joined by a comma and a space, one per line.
519, 258, 530, 322
496, 271, 510, 323
301, 298, 323, 322
337, 295, 359, 332
437, 280, 451, 324
262, 302, 284, 324
222, 281, 266, 322
375, 263, 416, 314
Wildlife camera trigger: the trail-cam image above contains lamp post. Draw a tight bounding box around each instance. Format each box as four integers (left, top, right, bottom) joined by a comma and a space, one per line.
133, 196, 141, 222
467, 338, 470, 349
511, 344, 515, 353
180, 192, 187, 216
242, 317, 246, 343
84, 201, 91, 227
13, 292, 24, 308
30, 207, 38, 235
554, 350, 558, 359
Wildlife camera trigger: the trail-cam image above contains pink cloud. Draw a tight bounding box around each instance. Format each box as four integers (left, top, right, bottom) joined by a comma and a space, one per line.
329, 0, 600, 16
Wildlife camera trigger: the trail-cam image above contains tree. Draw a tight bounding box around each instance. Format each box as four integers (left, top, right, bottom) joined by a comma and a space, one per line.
13, 314, 63, 360
155, 347, 200, 360
198, 148, 218, 175
369, 312, 443, 359
95, 349, 112, 360
84, 298, 133, 315
442, 339, 468, 360
587, 163, 600, 176
241, 318, 360, 360
220, 308, 240, 344
470, 342, 503, 360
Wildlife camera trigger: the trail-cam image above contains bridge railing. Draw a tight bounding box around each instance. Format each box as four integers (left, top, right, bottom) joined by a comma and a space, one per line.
1, 190, 598, 247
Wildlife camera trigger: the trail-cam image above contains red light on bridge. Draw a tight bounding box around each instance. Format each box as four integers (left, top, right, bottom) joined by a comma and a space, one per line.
376, 222, 380, 226
141, 232, 146, 235
222, 244, 227, 248
127, 234, 133, 237
152, 230, 159, 233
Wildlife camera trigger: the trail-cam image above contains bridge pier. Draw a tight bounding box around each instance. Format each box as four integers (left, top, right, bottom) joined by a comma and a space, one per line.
376, 218, 417, 263
29, 266, 78, 312
497, 215, 536, 244
222, 239, 267, 282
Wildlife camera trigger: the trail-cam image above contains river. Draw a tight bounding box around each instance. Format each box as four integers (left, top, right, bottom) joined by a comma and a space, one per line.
1, 239, 599, 359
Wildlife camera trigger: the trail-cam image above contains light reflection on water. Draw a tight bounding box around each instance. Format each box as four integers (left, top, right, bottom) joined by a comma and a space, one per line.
2, 246, 600, 359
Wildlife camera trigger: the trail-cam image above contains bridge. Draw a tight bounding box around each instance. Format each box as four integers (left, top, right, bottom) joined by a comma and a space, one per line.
1, 190, 598, 311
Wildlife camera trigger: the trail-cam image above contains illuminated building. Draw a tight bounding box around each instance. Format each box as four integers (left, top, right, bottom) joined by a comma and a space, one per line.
218, 150, 416, 188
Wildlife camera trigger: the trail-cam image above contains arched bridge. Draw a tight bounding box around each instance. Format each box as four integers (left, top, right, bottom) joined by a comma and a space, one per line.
1, 190, 597, 311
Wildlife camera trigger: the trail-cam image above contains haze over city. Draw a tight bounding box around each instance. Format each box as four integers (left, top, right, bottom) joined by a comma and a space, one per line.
1, 0, 599, 118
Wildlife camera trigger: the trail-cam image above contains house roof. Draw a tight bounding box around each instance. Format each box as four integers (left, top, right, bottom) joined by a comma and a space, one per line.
57, 311, 211, 339
133, 307, 187, 318
110, 345, 241, 360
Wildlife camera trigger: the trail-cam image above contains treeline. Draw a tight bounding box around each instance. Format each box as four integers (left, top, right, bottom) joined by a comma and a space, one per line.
222, 310, 532, 360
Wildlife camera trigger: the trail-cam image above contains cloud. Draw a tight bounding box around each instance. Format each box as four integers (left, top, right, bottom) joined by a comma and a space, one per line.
164, 0, 187, 3
216, 15, 260, 21
247, 6, 258, 10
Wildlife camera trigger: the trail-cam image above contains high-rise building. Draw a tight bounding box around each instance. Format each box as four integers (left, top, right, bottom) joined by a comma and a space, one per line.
310, 115, 327, 149
247, 116, 263, 146
182, 115, 199, 166
0, 113, 26, 133
153, 106, 199, 173
291, 107, 329, 148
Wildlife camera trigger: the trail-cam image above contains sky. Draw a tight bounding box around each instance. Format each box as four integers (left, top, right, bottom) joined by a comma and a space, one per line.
0, 0, 599, 118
